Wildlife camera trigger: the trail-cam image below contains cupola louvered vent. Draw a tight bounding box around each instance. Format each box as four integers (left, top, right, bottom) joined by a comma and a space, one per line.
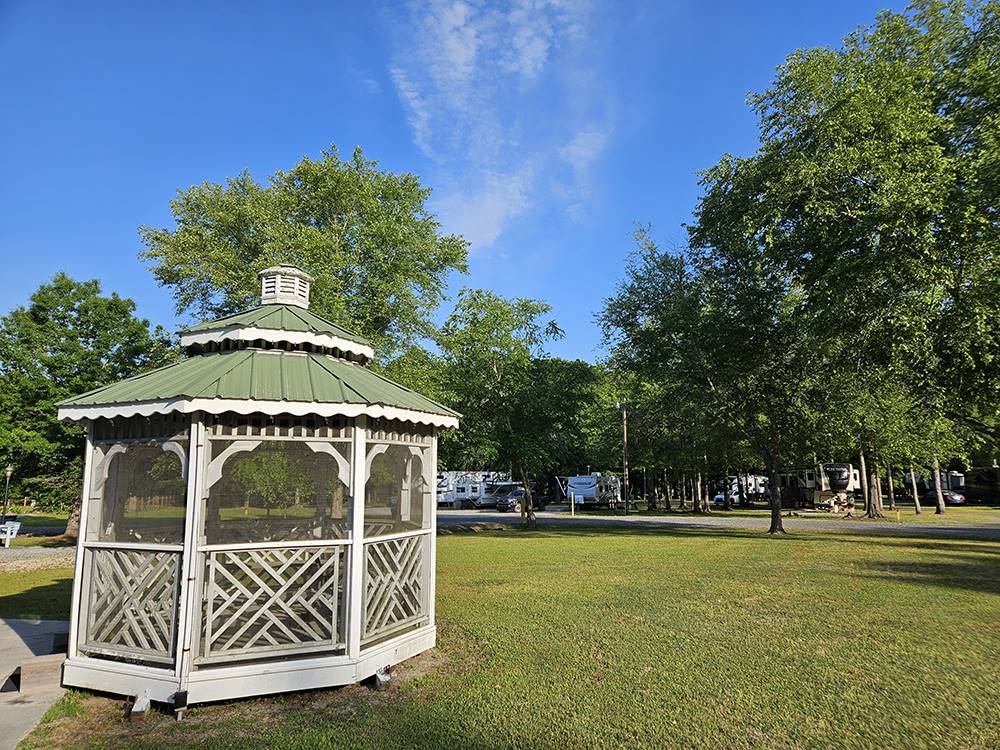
259, 265, 313, 308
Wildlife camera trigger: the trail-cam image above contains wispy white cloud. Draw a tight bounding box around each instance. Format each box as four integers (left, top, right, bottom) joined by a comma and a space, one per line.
389, 66, 433, 157
435, 168, 535, 247
558, 127, 609, 215
388, 0, 609, 249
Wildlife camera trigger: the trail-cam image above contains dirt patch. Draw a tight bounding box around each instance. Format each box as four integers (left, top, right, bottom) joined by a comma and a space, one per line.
24, 621, 487, 749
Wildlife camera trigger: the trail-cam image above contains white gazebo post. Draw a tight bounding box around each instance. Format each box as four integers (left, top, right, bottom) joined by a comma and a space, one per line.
348, 414, 367, 660
56, 266, 458, 709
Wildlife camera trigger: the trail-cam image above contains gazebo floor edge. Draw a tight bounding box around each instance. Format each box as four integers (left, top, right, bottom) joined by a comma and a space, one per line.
62, 624, 436, 706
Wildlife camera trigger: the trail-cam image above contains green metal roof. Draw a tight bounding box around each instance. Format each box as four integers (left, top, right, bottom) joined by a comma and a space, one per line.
58, 349, 458, 418
183, 304, 370, 346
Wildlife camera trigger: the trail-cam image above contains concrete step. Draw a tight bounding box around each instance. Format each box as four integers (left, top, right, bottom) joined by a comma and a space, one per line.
19, 653, 65, 693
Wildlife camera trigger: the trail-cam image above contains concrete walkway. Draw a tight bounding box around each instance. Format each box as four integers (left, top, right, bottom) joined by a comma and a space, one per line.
0, 619, 69, 750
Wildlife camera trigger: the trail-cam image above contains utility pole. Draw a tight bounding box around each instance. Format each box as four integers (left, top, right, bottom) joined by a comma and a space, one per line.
619, 402, 629, 515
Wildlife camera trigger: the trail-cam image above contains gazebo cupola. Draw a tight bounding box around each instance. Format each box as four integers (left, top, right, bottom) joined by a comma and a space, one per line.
57, 265, 458, 710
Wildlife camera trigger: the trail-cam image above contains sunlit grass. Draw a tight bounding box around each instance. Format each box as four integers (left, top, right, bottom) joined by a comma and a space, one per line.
0, 567, 73, 620
15, 523, 1000, 749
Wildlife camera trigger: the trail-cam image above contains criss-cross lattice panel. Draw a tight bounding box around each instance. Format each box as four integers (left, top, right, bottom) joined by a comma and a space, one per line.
202, 546, 344, 662
363, 535, 426, 643
84, 548, 180, 664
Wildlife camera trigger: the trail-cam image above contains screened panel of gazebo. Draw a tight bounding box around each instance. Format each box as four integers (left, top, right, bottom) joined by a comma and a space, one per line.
195, 414, 353, 664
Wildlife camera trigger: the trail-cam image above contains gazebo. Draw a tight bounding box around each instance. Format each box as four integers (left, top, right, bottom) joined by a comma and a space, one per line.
56, 265, 458, 710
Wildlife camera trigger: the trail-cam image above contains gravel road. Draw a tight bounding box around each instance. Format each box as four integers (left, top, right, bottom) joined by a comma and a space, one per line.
438, 508, 1000, 541
0, 546, 75, 573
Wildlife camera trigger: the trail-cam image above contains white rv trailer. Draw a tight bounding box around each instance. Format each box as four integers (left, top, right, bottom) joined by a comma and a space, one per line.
437, 472, 460, 507
437, 471, 511, 508
725, 475, 769, 498
564, 473, 621, 508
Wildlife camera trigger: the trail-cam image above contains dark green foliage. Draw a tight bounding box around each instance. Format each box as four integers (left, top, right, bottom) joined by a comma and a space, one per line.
602, 1, 1000, 509
0, 274, 174, 510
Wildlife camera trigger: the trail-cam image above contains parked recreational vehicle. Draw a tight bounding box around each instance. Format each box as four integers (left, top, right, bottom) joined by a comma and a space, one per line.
728, 475, 769, 499
437, 471, 511, 508
776, 464, 861, 510
564, 473, 621, 508
711, 475, 769, 505
437, 472, 461, 507
910, 470, 966, 495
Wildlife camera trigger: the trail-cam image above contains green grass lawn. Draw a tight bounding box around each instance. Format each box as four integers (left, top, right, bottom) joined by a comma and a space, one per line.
0, 567, 73, 620
5, 510, 69, 529
15, 523, 1000, 750
9, 535, 75, 548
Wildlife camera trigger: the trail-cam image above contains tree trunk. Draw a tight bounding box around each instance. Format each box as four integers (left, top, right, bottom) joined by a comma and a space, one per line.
737, 473, 747, 507
663, 469, 672, 512
723, 466, 732, 510
693, 472, 703, 514
909, 464, 922, 514
865, 458, 882, 519
932, 456, 946, 514
767, 467, 785, 534
65, 498, 81, 539
679, 474, 688, 510
877, 466, 885, 515
859, 450, 870, 514
519, 465, 536, 528
886, 469, 896, 511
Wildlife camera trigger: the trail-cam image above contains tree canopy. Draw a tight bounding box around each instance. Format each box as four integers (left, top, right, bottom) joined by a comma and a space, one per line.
0, 273, 174, 509
601, 0, 1000, 528
140, 145, 469, 359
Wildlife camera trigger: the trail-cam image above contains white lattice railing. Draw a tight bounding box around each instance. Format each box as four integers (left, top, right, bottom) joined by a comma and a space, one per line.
82, 545, 181, 665
199, 543, 346, 663
362, 532, 428, 644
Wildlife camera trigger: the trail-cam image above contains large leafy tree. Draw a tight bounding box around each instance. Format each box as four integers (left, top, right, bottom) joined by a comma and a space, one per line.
742, 0, 999, 453
140, 145, 469, 358
0, 274, 174, 514
603, 223, 824, 532
437, 288, 591, 525
604, 0, 999, 528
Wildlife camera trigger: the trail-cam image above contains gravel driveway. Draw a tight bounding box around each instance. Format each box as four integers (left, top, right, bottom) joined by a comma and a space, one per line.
0, 546, 75, 573
438, 508, 1000, 541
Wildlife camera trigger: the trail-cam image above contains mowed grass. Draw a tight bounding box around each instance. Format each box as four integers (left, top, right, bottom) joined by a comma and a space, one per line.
18, 524, 1000, 750
5, 510, 69, 529
0, 567, 73, 620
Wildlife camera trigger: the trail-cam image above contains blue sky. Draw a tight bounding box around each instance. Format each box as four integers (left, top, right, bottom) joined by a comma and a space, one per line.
0, 0, 905, 361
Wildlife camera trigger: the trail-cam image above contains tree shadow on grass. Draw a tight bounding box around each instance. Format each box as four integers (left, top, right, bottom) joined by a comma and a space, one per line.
0, 577, 73, 621
854, 551, 1000, 596
443, 522, 1000, 564
457, 518, 1000, 543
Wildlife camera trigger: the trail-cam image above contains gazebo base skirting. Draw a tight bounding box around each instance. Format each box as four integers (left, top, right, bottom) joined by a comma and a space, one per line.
63, 625, 435, 704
